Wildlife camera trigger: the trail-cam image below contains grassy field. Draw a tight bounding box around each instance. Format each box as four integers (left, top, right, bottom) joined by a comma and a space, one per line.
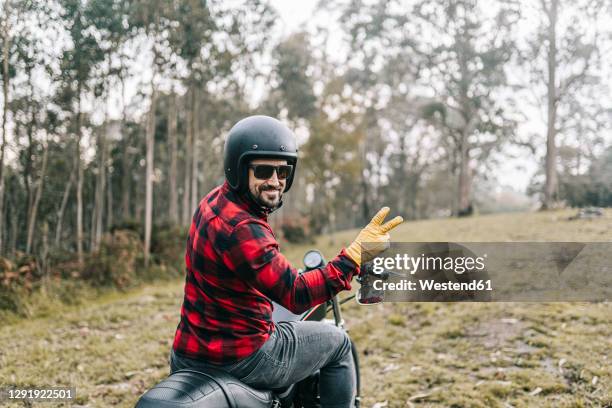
1, 209, 610, 407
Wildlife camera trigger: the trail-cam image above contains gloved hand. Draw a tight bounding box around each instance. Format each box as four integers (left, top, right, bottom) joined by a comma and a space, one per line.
346, 207, 403, 265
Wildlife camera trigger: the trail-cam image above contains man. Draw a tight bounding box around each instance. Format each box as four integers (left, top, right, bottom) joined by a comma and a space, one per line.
170, 115, 402, 408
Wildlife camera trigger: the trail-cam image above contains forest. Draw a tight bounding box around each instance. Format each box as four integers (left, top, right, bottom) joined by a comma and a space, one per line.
0, 0, 611, 312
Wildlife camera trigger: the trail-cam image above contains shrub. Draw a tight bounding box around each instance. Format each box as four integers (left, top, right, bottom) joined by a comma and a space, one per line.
0, 223, 188, 316
280, 216, 315, 244
82, 229, 142, 288
0, 253, 41, 316
150, 223, 188, 272
110, 219, 143, 236
0, 252, 39, 290
281, 223, 309, 243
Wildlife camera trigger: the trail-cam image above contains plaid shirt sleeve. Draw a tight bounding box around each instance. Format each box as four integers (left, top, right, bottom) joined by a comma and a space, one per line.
222, 220, 360, 314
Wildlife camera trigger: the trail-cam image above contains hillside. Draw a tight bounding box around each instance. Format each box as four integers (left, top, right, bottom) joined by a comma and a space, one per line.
1, 209, 610, 407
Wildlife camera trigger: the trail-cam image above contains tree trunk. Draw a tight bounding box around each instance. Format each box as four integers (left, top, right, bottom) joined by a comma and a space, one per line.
26, 138, 49, 253
359, 133, 370, 225
76, 97, 84, 264
93, 90, 109, 250
24, 72, 36, 229
56, 156, 76, 247
9, 193, 17, 255
144, 88, 157, 267
0, 0, 11, 254
191, 89, 199, 213
90, 163, 97, 249
41, 221, 49, 282
120, 71, 131, 220
407, 175, 419, 220
543, 0, 558, 209
107, 149, 113, 230
328, 200, 336, 246
457, 136, 472, 216
168, 92, 178, 223
120, 137, 131, 219
91, 128, 106, 251
97, 117, 108, 248
455, 23, 475, 217
182, 89, 193, 225
24, 104, 34, 230
396, 133, 408, 217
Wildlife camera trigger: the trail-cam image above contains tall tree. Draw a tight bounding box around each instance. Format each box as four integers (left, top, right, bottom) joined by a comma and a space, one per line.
265, 32, 318, 121
524, 0, 610, 208
56, 0, 104, 262
166, 0, 277, 224
167, 92, 178, 223
86, 0, 134, 246
334, 0, 424, 222
182, 89, 193, 224
144, 88, 157, 267
26, 137, 48, 253
170, 0, 214, 223
263, 32, 318, 223
0, 0, 11, 253
130, 0, 175, 265
414, 0, 519, 215
1, 0, 55, 254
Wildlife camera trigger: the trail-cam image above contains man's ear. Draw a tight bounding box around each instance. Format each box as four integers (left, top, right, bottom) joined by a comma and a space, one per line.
240, 164, 251, 193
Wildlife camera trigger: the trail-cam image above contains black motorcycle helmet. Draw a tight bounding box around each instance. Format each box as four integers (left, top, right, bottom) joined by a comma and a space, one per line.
224, 115, 298, 192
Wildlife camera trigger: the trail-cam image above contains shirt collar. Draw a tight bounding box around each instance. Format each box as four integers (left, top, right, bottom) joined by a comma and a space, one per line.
221, 181, 283, 219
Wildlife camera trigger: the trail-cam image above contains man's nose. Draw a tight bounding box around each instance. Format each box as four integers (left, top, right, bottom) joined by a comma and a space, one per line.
268, 170, 280, 185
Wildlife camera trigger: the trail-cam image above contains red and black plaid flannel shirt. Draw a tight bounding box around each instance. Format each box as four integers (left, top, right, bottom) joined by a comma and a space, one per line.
172, 181, 360, 364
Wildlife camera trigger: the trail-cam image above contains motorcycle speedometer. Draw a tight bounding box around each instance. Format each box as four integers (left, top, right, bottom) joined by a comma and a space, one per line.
303, 250, 324, 269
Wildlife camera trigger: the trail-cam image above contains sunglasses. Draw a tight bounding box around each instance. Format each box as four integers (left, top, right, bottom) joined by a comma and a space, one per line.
248, 164, 294, 180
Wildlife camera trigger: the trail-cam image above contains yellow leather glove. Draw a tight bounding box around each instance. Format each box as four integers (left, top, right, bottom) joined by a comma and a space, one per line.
345, 207, 404, 265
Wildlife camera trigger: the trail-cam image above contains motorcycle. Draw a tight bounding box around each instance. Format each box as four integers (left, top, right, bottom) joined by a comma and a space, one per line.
135, 249, 389, 408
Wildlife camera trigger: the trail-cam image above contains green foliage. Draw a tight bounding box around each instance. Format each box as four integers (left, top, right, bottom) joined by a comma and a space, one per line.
110, 219, 143, 236
0, 223, 187, 316
280, 220, 314, 244
560, 177, 612, 207
82, 229, 142, 288
2, 0, 611, 288
532, 145, 612, 207
0, 282, 28, 315
56, 0, 106, 103
266, 32, 317, 120
419, 101, 447, 122
149, 223, 188, 274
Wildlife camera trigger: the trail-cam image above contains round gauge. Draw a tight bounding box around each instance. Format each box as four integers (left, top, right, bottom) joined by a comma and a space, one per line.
303, 250, 324, 269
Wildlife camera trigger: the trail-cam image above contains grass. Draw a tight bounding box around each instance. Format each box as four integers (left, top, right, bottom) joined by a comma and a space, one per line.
0, 209, 610, 407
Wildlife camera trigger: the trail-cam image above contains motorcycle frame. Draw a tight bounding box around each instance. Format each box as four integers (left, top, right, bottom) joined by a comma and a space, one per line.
291, 252, 360, 408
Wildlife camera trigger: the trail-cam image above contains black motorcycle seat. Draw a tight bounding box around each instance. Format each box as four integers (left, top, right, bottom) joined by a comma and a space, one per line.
135, 368, 277, 408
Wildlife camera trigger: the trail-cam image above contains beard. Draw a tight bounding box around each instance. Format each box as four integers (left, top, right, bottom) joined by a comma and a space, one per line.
249, 183, 283, 209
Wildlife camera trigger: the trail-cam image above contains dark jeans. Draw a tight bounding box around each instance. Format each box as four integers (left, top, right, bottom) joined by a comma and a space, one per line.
170, 321, 356, 408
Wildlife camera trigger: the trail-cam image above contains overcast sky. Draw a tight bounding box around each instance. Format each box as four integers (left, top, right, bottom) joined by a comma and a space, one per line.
13, 1, 610, 195
269, 1, 541, 193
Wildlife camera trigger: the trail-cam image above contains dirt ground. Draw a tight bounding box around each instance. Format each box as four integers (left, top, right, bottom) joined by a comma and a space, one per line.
1, 209, 610, 407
